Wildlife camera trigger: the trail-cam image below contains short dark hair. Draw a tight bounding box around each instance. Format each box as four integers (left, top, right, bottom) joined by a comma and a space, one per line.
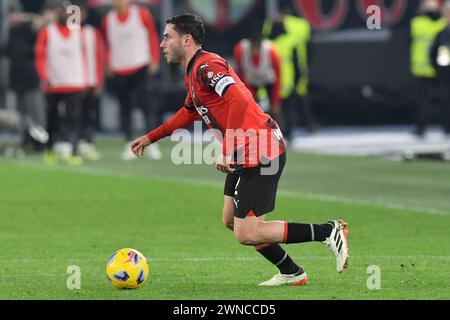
166, 13, 205, 45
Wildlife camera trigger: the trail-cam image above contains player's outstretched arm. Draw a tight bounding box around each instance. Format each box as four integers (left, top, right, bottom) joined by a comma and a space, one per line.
130, 104, 200, 158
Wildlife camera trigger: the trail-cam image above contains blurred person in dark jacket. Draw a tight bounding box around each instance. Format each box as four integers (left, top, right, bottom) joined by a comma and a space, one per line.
430, 0, 450, 136
6, 0, 49, 152
0, 0, 8, 50
264, 19, 318, 142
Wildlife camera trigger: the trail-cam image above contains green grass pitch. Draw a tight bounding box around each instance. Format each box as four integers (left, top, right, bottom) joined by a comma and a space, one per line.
0, 138, 449, 299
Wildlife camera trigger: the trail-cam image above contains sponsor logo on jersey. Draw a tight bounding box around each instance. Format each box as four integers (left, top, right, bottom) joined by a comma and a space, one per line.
195, 105, 212, 125
209, 72, 225, 88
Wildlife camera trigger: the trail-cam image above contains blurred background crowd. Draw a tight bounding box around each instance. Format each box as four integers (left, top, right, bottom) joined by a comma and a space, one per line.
0, 0, 450, 164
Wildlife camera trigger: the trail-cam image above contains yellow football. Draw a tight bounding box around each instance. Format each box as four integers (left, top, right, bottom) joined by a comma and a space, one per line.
106, 248, 149, 289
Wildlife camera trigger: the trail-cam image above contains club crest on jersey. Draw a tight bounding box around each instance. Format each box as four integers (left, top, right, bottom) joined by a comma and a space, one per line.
207, 71, 214, 79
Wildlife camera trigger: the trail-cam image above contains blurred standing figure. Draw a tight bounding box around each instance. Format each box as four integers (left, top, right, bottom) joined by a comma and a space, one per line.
430, 1, 450, 136
0, 0, 10, 108
410, 0, 446, 137
79, 4, 105, 161
35, 1, 86, 166
102, 0, 161, 160
232, 33, 282, 128
0, 0, 8, 50
6, 0, 47, 152
263, 8, 319, 141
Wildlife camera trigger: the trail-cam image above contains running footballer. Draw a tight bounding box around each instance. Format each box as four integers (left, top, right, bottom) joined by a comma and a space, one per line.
131, 13, 349, 286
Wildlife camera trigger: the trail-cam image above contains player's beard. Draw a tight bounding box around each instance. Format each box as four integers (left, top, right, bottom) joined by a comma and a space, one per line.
166, 43, 184, 65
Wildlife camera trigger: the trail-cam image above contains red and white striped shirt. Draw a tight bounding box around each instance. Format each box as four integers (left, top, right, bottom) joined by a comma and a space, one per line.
35, 23, 105, 93
82, 24, 105, 88
233, 39, 281, 108
35, 23, 85, 93
101, 4, 160, 75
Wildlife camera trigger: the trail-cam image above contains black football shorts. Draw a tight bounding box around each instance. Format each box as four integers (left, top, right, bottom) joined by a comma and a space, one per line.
223, 152, 286, 218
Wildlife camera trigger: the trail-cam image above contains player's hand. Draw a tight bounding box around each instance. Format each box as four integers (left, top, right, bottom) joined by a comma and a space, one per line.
215, 154, 235, 173
131, 135, 151, 158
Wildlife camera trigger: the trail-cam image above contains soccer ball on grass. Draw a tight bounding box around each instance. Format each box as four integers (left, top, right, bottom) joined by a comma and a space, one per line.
106, 248, 149, 289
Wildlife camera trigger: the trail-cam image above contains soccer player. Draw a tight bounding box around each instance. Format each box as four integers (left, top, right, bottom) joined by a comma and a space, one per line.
232, 33, 282, 130
35, 2, 85, 166
131, 13, 349, 286
102, 0, 161, 160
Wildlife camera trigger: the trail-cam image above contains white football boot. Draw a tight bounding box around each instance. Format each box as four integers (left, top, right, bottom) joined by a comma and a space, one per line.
258, 268, 308, 286
323, 220, 349, 273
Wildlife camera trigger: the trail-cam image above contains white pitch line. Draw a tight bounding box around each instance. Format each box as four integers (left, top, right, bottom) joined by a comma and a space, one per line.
148, 255, 450, 262
5, 159, 450, 216
1, 255, 449, 264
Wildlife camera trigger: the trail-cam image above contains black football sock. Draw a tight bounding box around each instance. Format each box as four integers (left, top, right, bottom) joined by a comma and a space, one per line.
284, 222, 333, 244
255, 244, 300, 275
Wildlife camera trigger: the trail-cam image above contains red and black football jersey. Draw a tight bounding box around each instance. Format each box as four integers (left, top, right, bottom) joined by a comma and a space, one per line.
147, 49, 285, 167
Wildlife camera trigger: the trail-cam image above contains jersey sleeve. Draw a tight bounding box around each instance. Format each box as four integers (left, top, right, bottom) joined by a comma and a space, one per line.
195, 58, 237, 97
146, 94, 200, 143
182, 91, 196, 112
100, 16, 110, 66
94, 28, 106, 87
35, 28, 48, 83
